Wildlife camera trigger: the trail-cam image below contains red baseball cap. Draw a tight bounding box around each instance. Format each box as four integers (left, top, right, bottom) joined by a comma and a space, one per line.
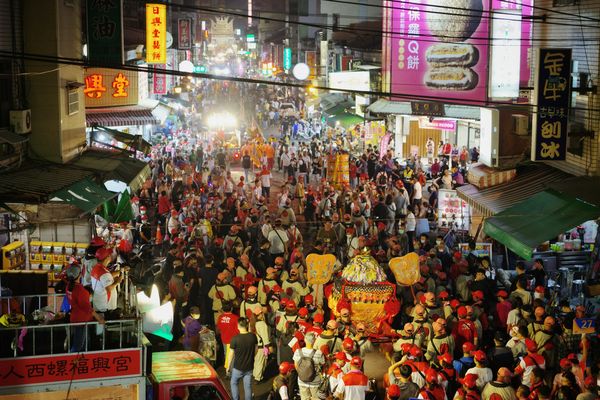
473, 350, 487, 362
459, 373, 479, 389
335, 351, 347, 361
472, 290, 484, 301
462, 342, 475, 353
298, 307, 309, 317
497, 290, 508, 298
350, 356, 363, 367
438, 353, 453, 364
313, 313, 324, 323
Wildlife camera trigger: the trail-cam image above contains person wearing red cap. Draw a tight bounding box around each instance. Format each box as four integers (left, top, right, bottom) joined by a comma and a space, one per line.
352, 323, 374, 358
418, 369, 446, 400
514, 339, 546, 387
239, 286, 261, 320
495, 290, 512, 331
456, 373, 481, 400
306, 313, 324, 335
551, 358, 583, 399
481, 367, 516, 400
333, 356, 369, 400
273, 361, 295, 400
296, 307, 312, 334
327, 352, 347, 394
465, 351, 493, 390
437, 352, 459, 399
276, 299, 300, 335
454, 342, 477, 378
90, 248, 122, 314
453, 306, 480, 351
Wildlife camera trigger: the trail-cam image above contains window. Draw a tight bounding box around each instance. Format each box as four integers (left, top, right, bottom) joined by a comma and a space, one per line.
67, 88, 79, 115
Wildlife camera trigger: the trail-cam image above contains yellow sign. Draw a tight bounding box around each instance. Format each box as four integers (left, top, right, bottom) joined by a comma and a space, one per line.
306, 253, 336, 285
146, 4, 167, 64
389, 253, 420, 286
84, 68, 138, 108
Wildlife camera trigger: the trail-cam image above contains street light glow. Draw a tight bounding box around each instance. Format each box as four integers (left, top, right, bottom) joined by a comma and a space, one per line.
207, 112, 237, 128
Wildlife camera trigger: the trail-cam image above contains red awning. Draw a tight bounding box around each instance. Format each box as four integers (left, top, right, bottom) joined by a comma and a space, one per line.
86, 106, 160, 127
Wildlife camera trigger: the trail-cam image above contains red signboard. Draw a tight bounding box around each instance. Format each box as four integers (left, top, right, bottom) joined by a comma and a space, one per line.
153, 64, 167, 95
0, 349, 142, 387
178, 18, 192, 49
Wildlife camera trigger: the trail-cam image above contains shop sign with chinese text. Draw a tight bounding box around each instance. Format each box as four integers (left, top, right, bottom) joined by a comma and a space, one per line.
178, 18, 192, 49
531, 48, 571, 161
86, 0, 123, 66
0, 349, 142, 387
84, 68, 139, 108
438, 189, 471, 231
146, 4, 167, 64
153, 64, 167, 95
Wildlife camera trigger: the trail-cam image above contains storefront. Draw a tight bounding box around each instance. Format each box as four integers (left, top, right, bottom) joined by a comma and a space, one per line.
367, 99, 480, 161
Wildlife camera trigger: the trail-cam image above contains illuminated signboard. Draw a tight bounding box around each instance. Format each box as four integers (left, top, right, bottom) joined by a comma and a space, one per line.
84, 68, 139, 108
531, 48, 572, 161
146, 4, 167, 64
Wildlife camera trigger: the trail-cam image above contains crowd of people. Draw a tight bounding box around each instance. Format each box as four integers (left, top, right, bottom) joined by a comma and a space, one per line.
57, 83, 600, 400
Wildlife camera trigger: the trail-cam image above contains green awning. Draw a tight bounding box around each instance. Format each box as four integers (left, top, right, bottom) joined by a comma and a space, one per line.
92, 125, 152, 154
483, 189, 600, 260
326, 112, 364, 129
50, 178, 118, 214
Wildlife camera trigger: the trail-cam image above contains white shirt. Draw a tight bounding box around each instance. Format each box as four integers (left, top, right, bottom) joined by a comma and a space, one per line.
406, 212, 417, 231
261, 172, 271, 187
268, 228, 288, 254
465, 366, 493, 390
413, 181, 423, 200
91, 268, 114, 312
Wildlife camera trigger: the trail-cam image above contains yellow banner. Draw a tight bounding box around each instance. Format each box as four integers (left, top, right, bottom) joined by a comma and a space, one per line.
389, 253, 420, 286
306, 253, 336, 285
146, 4, 167, 64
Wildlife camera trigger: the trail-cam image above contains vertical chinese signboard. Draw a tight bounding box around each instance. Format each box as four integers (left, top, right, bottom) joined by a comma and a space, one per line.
283, 48, 292, 71
531, 49, 571, 161
84, 68, 139, 108
178, 18, 192, 49
153, 64, 167, 95
86, 0, 123, 66
146, 4, 167, 64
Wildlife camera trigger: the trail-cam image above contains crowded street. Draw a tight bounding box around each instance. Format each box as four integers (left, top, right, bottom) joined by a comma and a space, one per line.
1, 1, 600, 400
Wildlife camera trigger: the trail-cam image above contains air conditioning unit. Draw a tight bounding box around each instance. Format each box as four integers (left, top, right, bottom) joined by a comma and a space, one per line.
512, 115, 529, 136
9, 109, 32, 134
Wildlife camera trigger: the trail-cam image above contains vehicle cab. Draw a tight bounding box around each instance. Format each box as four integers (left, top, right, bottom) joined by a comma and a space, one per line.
150, 351, 231, 400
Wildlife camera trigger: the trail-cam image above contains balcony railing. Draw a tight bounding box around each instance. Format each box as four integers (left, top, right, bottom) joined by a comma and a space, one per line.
0, 292, 142, 358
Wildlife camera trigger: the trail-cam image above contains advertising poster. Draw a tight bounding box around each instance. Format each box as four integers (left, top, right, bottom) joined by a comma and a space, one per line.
389, 0, 489, 102
438, 189, 471, 230
531, 48, 572, 161
459, 242, 493, 258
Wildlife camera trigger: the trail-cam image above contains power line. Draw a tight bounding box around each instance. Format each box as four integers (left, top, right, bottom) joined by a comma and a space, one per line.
325, 0, 600, 23
9, 49, 600, 120
148, 0, 600, 45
